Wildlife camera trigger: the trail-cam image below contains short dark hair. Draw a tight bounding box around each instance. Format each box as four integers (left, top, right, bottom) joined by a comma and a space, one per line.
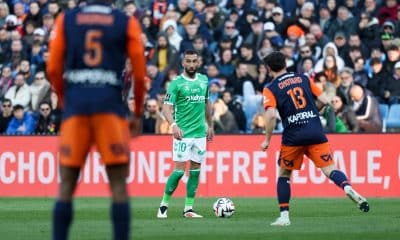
370, 57, 382, 66
13, 104, 24, 111
263, 51, 286, 72
183, 49, 199, 57
2, 98, 11, 105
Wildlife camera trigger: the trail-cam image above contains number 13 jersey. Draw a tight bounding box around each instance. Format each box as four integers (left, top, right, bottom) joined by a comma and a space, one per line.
263, 73, 327, 146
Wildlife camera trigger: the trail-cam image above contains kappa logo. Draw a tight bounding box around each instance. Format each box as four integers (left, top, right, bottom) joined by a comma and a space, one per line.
320, 154, 333, 162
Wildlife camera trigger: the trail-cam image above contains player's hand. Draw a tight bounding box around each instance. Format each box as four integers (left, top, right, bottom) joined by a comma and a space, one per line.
129, 116, 142, 137
261, 139, 269, 151
172, 125, 183, 140
207, 126, 214, 141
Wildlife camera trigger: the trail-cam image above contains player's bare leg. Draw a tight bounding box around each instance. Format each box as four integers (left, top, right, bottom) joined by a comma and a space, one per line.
183, 160, 203, 218
271, 167, 292, 226
321, 164, 369, 212
158, 161, 186, 218
106, 164, 130, 240
52, 166, 80, 240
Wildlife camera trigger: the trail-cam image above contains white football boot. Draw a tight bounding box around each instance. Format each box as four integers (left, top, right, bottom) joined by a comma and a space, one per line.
270, 210, 291, 226
344, 186, 370, 212
157, 205, 168, 218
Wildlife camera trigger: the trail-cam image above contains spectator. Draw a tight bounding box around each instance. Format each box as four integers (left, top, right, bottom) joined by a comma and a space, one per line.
0, 98, 13, 133
377, 0, 398, 24
212, 98, 239, 133
357, 11, 380, 49
208, 78, 221, 104
270, 6, 290, 38
4, 73, 31, 109
228, 61, 255, 96
296, 44, 316, 73
238, 42, 260, 80
314, 71, 336, 103
142, 98, 160, 134
0, 66, 13, 99
150, 32, 179, 73
23, 1, 43, 28
123, 0, 145, 19
206, 63, 220, 79
203, 0, 225, 34
216, 48, 235, 78
221, 20, 243, 51
179, 21, 199, 53
34, 101, 59, 134
353, 56, 369, 87
6, 104, 36, 135
42, 13, 54, 34
30, 71, 51, 111
348, 33, 370, 59
221, 89, 246, 132
325, 6, 357, 40
361, 0, 379, 17
318, 4, 334, 33
147, 63, 166, 99
0, 28, 10, 63
0, 2, 9, 29
250, 112, 266, 134
385, 44, 400, 73
331, 94, 359, 132
18, 59, 34, 84
176, 0, 195, 27
382, 61, 400, 105
244, 16, 265, 51
309, 23, 330, 50
337, 67, 355, 105
161, 19, 182, 52
47, 0, 62, 18
9, 39, 27, 70
13, 3, 26, 24
368, 57, 389, 102
321, 54, 341, 88
350, 84, 382, 133
192, 35, 213, 65
314, 42, 345, 73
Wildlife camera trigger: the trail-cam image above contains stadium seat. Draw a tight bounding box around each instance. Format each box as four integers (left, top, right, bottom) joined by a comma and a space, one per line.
379, 104, 389, 132
386, 104, 400, 131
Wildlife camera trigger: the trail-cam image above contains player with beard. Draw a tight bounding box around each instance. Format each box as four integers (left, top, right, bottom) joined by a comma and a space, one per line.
157, 49, 214, 218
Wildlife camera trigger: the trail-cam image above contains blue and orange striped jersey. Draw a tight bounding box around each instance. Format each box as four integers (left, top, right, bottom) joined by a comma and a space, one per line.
47, 2, 146, 119
263, 72, 328, 146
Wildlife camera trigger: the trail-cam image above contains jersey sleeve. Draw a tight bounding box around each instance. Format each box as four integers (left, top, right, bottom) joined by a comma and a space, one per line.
164, 81, 177, 105
126, 16, 146, 117
263, 87, 277, 110
47, 13, 66, 107
309, 77, 323, 97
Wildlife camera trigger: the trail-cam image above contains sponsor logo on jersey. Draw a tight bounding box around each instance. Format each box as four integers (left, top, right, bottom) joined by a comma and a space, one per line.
185, 95, 206, 102
65, 69, 118, 86
287, 110, 317, 124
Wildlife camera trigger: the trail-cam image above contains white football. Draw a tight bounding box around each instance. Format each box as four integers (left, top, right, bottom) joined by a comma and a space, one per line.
213, 197, 235, 218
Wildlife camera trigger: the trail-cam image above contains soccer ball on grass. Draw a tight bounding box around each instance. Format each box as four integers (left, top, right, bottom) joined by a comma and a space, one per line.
213, 197, 235, 218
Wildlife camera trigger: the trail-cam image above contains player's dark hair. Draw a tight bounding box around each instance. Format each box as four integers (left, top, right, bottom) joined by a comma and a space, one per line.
183, 49, 199, 57
264, 51, 286, 72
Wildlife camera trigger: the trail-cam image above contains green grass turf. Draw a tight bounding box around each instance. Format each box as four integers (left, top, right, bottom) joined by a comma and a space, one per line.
0, 197, 399, 240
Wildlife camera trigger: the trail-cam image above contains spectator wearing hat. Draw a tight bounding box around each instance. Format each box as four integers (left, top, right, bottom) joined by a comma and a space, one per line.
4, 73, 31, 109
381, 32, 395, 51
244, 16, 265, 51
270, 6, 291, 38
368, 57, 390, 102
314, 42, 345, 73
382, 20, 396, 36
384, 44, 400, 73
161, 19, 183, 52
377, 0, 398, 24
208, 78, 221, 104
5, 104, 36, 135
203, 0, 225, 34
350, 84, 382, 133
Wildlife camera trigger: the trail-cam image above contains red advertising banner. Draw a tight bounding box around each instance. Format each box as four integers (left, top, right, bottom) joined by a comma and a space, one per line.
0, 135, 399, 197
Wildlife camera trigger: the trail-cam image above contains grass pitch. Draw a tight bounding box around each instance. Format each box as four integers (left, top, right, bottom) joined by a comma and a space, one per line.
0, 197, 399, 240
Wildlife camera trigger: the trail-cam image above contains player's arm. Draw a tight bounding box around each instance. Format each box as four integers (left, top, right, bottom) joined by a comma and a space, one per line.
261, 88, 277, 151
126, 17, 146, 117
47, 13, 66, 107
309, 77, 331, 107
162, 103, 175, 126
162, 82, 183, 140
205, 99, 214, 141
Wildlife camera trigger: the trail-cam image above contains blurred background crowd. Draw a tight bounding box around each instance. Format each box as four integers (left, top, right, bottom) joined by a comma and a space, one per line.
0, 0, 400, 135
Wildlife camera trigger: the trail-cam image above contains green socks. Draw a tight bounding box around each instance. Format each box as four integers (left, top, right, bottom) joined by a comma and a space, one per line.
185, 169, 200, 210
161, 169, 184, 205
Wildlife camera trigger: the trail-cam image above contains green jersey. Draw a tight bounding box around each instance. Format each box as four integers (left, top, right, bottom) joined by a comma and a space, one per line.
164, 73, 209, 138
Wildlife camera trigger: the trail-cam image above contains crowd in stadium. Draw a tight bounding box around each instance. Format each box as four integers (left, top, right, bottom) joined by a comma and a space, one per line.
0, 0, 399, 135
